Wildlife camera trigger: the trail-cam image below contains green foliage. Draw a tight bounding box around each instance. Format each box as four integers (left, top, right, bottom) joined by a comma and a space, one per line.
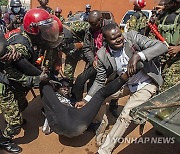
0, 0, 8, 6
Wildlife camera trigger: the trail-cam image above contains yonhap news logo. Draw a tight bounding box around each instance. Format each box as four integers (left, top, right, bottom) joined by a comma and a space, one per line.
113, 137, 176, 144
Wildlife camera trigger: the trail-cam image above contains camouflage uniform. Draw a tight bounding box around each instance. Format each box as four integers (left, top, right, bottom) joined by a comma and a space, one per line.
0, 31, 39, 138
43, 47, 62, 80
56, 15, 65, 23
63, 21, 89, 82
157, 7, 180, 91
126, 11, 148, 35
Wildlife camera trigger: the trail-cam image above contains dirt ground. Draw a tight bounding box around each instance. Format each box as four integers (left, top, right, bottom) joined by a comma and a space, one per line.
0, 61, 180, 154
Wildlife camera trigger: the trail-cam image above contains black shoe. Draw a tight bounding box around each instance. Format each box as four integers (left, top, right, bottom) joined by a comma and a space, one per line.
0, 137, 22, 153
109, 108, 120, 118
87, 122, 101, 132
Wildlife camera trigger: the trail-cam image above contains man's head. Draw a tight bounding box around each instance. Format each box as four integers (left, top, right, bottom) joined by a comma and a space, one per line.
132, 0, 146, 11
38, 0, 49, 7
85, 4, 91, 13
88, 10, 103, 31
54, 7, 62, 17
10, 0, 22, 14
23, 8, 63, 47
56, 78, 71, 98
102, 23, 124, 51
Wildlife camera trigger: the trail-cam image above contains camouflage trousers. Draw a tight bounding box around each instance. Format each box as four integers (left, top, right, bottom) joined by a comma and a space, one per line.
0, 83, 28, 138
161, 60, 180, 92
64, 55, 79, 83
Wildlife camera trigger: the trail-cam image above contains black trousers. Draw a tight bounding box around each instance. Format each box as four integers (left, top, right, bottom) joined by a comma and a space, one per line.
42, 77, 126, 137
72, 66, 97, 101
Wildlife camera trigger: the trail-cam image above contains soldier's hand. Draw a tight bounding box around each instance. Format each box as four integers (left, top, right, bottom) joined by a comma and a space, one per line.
127, 53, 141, 77
74, 42, 83, 50
168, 46, 180, 56
41, 66, 49, 73
0, 45, 21, 61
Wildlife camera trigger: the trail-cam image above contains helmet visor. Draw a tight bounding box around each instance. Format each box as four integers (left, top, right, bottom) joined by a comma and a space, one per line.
38, 18, 59, 42
47, 33, 64, 48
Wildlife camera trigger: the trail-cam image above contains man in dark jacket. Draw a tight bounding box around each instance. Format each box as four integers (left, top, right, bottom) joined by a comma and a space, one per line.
72, 10, 119, 118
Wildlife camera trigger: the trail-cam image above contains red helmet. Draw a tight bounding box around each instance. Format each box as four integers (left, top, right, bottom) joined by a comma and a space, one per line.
55, 7, 62, 13
23, 8, 51, 35
23, 8, 60, 42
50, 15, 63, 33
133, 0, 146, 8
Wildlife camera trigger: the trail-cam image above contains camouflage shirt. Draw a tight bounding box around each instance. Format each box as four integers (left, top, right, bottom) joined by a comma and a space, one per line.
56, 15, 65, 23
126, 11, 148, 35
4, 31, 39, 88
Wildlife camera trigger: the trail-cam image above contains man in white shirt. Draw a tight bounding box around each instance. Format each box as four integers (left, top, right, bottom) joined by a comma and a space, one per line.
76, 23, 168, 154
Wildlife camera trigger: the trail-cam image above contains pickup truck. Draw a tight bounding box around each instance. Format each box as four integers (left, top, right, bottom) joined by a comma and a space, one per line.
131, 83, 180, 142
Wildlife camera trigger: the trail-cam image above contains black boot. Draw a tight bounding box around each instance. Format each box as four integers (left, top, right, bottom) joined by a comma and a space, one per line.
0, 132, 22, 153
109, 99, 120, 118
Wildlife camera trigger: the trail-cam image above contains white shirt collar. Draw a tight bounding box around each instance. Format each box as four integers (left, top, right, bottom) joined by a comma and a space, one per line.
109, 46, 122, 54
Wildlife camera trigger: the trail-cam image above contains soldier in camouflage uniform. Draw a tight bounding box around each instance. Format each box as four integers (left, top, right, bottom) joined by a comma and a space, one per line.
61, 20, 89, 83
0, 8, 63, 153
0, 28, 40, 153
156, 0, 180, 91
126, 0, 148, 35
37, 0, 54, 14
54, 7, 65, 23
